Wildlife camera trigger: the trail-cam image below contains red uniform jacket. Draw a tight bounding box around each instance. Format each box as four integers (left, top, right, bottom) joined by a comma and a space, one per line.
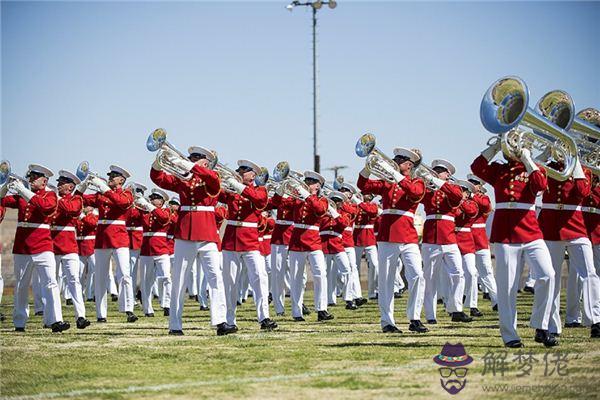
471, 155, 548, 244
357, 174, 425, 244
538, 167, 592, 241
455, 198, 479, 255
126, 207, 144, 250
167, 210, 178, 255
1, 190, 58, 254
140, 208, 173, 256
288, 194, 329, 252
340, 202, 358, 248
421, 182, 463, 245
219, 185, 268, 252
151, 164, 221, 243
268, 195, 296, 246
77, 212, 98, 257
81, 188, 134, 249
471, 193, 492, 251
583, 184, 600, 245
51, 193, 83, 255
320, 212, 350, 254
260, 217, 275, 256
353, 202, 379, 247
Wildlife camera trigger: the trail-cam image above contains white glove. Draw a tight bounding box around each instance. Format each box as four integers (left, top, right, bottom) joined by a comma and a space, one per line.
572, 158, 586, 180
224, 177, 246, 195
428, 176, 446, 190
519, 148, 539, 173
351, 194, 362, 205
297, 186, 310, 201
390, 169, 405, 183
167, 154, 195, 173
359, 166, 370, 178
135, 196, 156, 212
75, 180, 89, 194
0, 183, 8, 199
90, 176, 110, 194
151, 158, 163, 171
10, 180, 35, 202
275, 183, 286, 197
328, 205, 340, 219
481, 139, 501, 161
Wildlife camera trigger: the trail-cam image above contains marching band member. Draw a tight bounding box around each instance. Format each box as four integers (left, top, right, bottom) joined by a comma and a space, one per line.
287, 171, 334, 322
151, 146, 234, 336
219, 160, 277, 331
358, 148, 429, 334
0, 205, 5, 321
471, 140, 557, 347
166, 195, 179, 273
420, 159, 472, 324
78, 165, 138, 323
353, 193, 380, 300
137, 188, 173, 317
0, 164, 69, 332
77, 206, 98, 302
260, 211, 275, 298
538, 159, 600, 338
454, 180, 483, 317
467, 174, 498, 309
126, 182, 147, 301
51, 170, 90, 329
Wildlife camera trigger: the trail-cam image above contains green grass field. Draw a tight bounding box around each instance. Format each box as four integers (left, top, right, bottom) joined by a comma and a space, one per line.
1, 289, 599, 400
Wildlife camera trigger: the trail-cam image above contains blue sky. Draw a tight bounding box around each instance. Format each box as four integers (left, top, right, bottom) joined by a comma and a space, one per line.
2, 1, 599, 190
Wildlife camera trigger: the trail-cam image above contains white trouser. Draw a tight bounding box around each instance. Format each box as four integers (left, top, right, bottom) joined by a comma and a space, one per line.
107, 259, 118, 296
394, 260, 405, 292
475, 249, 498, 305
13, 252, 63, 328
238, 262, 250, 302
95, 247, 134, 317
436, 259, 450, 303
288, 250, 328, 317
140, 254, 172, 314
423, 243, 464, 319
55, 253, 86, 319
494, 239, 555, 343
378, 242, 424, 327
546, 238, 600, 333
32, 269, 45, 313
594, 245, 600, 275
197, 260, 210, 308
130, 249, 141, 294
186, 257, 198, 296
270, 244, 289, 314
521, 251, 536, 288
345, 247, 363, 300
265, 254, 272, 294
56, 261, 67, 300
80, 255, 96, 300
566, 263, 584, 324
462, 253, 478, 309
170, 239, 226, 330
325, 252, 351, 303
356, 245, 378, 298
222, 250, 269, 325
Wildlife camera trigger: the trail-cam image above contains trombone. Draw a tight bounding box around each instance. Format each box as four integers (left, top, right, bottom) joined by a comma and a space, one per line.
146, 128, 192, 181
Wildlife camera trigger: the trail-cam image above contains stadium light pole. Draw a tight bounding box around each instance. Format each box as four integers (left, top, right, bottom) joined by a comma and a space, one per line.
286, 0, 337, 174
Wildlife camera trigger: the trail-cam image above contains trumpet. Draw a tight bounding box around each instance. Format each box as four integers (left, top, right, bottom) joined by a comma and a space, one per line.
480, 76, 578, 181
568, 108, 600, 175
355, 133, 400, 183
146, 128, 192, 181
0, 160, 30, 192
272, 161, 311, 200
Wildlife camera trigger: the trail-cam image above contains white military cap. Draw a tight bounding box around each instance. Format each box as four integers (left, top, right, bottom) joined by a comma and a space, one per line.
150, 188, 169, 201
169, 195, 180, 204
393, 147, 421, 163
328, 191, 346, 202
456, 179, 476, 193
303, 170, 325, 185
339, 182, 358, 194
57, 170, 81, 185
430, 159, 456, 175
127, 182, 147, 193
108, 165, 131, 179
28, 164, 54, 178
237, 159, 261, 174
467, 173, 483, 184
188, 146, 216, 162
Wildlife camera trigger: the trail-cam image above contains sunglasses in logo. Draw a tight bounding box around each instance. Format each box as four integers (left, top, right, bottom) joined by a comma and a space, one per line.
439, 367, 468, 378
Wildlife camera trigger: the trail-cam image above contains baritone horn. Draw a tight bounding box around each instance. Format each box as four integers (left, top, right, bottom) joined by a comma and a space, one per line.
355, 133, 400, 183
568, 108, 600, 175
146, 128, 192, 181
272, 161, 310, 200
480, 76, 578, 181
0, 160, 29, 191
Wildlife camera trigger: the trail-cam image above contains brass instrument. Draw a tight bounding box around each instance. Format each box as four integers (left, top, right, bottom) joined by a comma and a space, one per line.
0, 160, 29, 191
569, 108, 600, 175
146, 128, 192, 181
355, 133, 400, 183
272, 161, 311, 200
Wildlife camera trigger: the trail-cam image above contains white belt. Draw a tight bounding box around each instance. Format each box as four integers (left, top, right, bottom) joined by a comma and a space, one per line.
355, 224, 374, 229
455, 227, 471, 232
320, 230, 342, 238
17, 222, 50, 229
263, 235, 272, 239
294, 223, 319, 231
495, 202, 535, 211
344, 227, 353, 232
381, 209, 415, 218
127, 226, 143, 231
541, 203, 582, 212
583, 206, 599, 214
51, 226, 76, 232
275, 219, 294, 226
77, 235, 96, 240
471, 223, 486, 229
98, 219, 126, 226
179, 205, 215, 212
425, 214, 455, 222
143, 232, 167, 237
226, 220, 258, 228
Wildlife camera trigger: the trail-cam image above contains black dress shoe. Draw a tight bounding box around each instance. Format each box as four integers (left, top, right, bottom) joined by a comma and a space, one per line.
565, 322, 582, 328
293, 316, 305, 322
188, 295, 195, 300
590, 323, 600, 338
34, 311, 44, 316
302, 304, 311, 315
408, 320, 429, 333
199, 306, 209, 311
345, 301, 358, 310
15, 327, 25, 332
436, 298, 443, 305
505, 340, 524, 348
242, 299, 246, 303
86, 298, 94, 303
66, 299, 73, 305
0, 313, 5, 321
451, 312, 473, 323
368, 296, 378, 300
382, 324, 402, 334
483, 292, 491, 300
97, 318, 107, 323
216, 322, 238, 336
163, 308, 170, 316
394, 292, 402, 299
111, 294, 119, 302
535, 329, 559, 347
523, 286, 535, 294
492, 304, 498, 312
427, 319, 437, 324
76, 317, 91, 329
260, 318, 278, 331
51, 321, 71, 333
169, 330, 184, 336
236, 301, 242, 306
470, 308, 483, 317
145, 313, 155, 317
126, 312, 138, 323
317, 310, 334, 321
136, 290, 142, 301
355, 298, 368, 306
268, 293, 273, 304
328, 303, 337, 307
276, 312, 285, 316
